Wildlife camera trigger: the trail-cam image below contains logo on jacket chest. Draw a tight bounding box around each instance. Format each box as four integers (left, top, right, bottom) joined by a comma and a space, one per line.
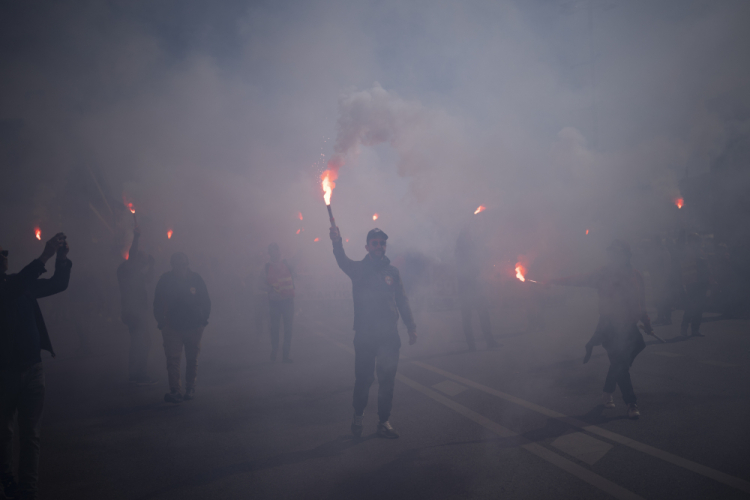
190, 287, 196, 295
384, 276, 394, 286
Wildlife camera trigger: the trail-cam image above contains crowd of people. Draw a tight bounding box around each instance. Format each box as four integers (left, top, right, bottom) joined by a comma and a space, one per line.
0, 219, 717, 499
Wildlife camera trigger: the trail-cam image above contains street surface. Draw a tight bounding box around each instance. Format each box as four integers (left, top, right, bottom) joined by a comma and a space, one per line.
30, 290, 750, 499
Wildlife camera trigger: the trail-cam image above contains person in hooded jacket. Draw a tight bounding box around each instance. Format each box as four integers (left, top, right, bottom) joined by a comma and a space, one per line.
1, 232, 70, 500
153, 252, 211, 404
330, 226, 416, 439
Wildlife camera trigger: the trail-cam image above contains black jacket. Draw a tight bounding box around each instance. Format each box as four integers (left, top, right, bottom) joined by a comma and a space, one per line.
0, 258, 73, 369
153, 270, 211, 331
333, 239, 416, 337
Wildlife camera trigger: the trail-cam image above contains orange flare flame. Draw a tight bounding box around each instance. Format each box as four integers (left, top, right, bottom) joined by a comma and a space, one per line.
313, 237, 320, 242
123, 250, 129, 260
372, 213, 378, 221
515, 263, 526, 282
585, 229, 589, 235
298, 212, 303, 220
321, 170, 338, 205
474, 205, 486, 215
126, 202, 135, 214
35, 228, 41, 240
675, 198, 684, 209
167, 229, 173, 239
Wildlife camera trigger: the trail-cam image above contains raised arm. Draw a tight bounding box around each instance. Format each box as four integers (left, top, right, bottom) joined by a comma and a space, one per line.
29, 233, 70, 299
153, 275, 168, 330
129, 225, 141, 259
330, 226, 358, 279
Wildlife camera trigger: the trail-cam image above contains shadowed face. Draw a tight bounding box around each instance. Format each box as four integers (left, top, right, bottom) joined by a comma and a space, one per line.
171, 253, 189, 273
365, 238, 387, 260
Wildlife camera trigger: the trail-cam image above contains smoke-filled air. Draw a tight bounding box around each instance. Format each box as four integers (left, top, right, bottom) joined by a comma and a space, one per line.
1, 1, 749, 499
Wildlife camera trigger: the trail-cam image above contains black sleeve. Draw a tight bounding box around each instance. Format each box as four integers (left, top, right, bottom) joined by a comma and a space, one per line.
153, 274, 168, 328
394, 269, 416, 333
31, 259, 71, 299
333, 239, 359, 279
196, 274, 211, 323
0, 260, 46, 302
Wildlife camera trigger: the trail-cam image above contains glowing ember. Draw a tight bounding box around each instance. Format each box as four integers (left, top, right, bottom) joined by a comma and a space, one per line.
123, 250, 129, 260
675, 197, 684, 209
298, 212, 303, 221
35, 228, 41, 240
474, 205, 486, 215
126, 202, 135, 214
585, 229, 589, 235
345, 238, 349, 242
167, 229, 173, 239
372, 213, 379, 221
515, 263, 526, 282
314, 237, 320, 242
296, 229, 301, 234
321, 170, 338, 205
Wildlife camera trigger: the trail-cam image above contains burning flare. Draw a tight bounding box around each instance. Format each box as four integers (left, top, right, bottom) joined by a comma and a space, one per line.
35, 228, 41, 240
126, 202, 135, 214
474, 205, 486, 215
167, 229, 173, 240
675, 197, 684, 209
321, 170, 338, 205
585, 229, 589, 235
298, 212, 303, 221
296, 229, 301, 235
515, 263, 526, 282
313, 237, 320, 242
372, 213, 379, 221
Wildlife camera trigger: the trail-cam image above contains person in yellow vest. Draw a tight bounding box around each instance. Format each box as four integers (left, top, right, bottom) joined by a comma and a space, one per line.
264, 243, 295, 362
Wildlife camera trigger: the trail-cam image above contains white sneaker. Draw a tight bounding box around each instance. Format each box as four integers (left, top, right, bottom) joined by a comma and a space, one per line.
602, 393, 615, 409
628, 403, 640, 419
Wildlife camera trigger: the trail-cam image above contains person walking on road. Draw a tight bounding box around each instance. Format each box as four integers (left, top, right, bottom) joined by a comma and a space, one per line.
264, 243, 295, 363
548, 240, 654, 420
116, 225, 157, 386
153, 252, 211, 404
330, 226, 417, 439
1, 233, 71, 500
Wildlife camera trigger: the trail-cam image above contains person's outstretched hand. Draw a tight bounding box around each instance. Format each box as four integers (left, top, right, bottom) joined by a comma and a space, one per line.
56, 238, 70, 261
329, 226, 341, 242
408, 330, 417, 345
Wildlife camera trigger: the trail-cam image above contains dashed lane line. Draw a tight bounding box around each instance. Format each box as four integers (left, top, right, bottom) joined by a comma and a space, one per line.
411, 360, 750, 495
315, 331, 644, 500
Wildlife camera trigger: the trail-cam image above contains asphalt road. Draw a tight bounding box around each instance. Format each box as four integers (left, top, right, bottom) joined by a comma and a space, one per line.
27, 291, 750, 499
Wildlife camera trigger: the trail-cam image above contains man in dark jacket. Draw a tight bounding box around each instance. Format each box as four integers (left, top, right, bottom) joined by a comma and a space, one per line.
153, 252, 211, 404
330, 226, 417, 439
1, 232, 70, 500
263, 243, 295, 363
117, 225, 157, 385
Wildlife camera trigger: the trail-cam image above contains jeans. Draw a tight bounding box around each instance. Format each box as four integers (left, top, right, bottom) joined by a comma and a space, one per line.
460, 294, 494, 348
681, 287, 706, 335
353, 336, 400, 423
603, 352, 637, 405
0, 363, 45, 497
125, 314, 152, 380
161, 326, 205, 393
269, 298, 294, 359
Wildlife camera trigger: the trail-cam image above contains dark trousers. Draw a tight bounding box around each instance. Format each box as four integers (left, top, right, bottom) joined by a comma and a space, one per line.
353, 337, 400, 423
681, 288, 706, 335
0, 364, 45, 496
460, 295, 494, 348
162, 327, 204, 393
655, 298, 672, 324
126, 315, 152, 380
269, 298, 294, 359
603, 353, 637, 405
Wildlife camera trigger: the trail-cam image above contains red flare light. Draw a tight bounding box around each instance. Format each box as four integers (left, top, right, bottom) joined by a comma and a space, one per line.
585, 229, 589, 235
675, 198, 684, 209
35, 228, 41, 240
126, 202, 135, 214
474, 205, 486, 215
515, 263, 526, 282
167, 229, 173, 239
298, 212, 303, 221
321, 170, 338, 205
314, 237, 320, 242
296, 229, 301, 234
372, 213, 379, 221
123, 250, 129, 260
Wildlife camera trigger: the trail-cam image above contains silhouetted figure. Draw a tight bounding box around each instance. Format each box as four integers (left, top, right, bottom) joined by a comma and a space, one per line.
264, 243, 295, 362
549, 240, 653, 420
1, 233, 70, 500
680, 233, 710, 337
154, 252, 211, 404
330, 226, 417, 439
648, 238, 673, 325
116, 225, 157, 386
244, 265, 268, 337
455, 228, 498, 350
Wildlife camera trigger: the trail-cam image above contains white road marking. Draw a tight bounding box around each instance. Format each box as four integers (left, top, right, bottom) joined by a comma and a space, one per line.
432, 380, 469, 397
412, 360, 750, 494
552, 432, 614, 466
316, 331, 644, 500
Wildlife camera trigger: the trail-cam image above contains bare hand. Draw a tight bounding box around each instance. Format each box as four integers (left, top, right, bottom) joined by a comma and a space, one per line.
408, 331, 417, 345
56, 239, 70, 260
330, 226, 341, 242
40, 233, 66, 263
